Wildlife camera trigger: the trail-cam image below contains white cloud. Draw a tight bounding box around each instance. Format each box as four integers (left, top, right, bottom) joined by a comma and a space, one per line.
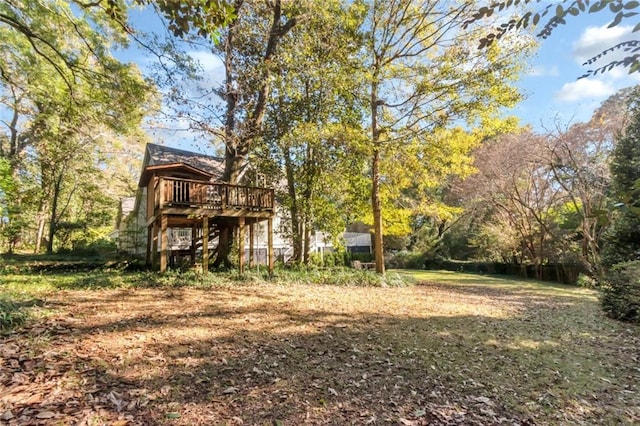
189, 50, 223, 72
605, 66, 640, 82
529, 65, 559, 77
554, 78, 616, 102
573, 24, 634, 65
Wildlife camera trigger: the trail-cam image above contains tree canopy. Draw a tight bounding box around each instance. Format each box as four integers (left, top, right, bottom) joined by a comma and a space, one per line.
0, 0, 155, 253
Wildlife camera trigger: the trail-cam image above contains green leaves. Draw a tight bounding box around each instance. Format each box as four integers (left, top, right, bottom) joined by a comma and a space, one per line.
609, 11, 625, 27
0, 0, 155, 253
153, 0, 236, 41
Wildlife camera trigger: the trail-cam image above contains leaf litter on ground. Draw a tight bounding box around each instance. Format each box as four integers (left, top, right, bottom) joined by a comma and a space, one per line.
0, 270, 639, 424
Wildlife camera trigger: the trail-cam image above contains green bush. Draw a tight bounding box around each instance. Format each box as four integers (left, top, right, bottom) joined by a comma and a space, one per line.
69, 237, 117, 257
387, 251, 426, 269
576, 273, 598, 289
346, 252, 375, 263
308, 251, 345, 267
601, 261, 640, 323
274, 267, 414, 287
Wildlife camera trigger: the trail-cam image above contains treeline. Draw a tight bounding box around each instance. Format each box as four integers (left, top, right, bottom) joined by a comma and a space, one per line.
390, 87, 640, 320
434, 88, 631, 280
0, 1, 155, 254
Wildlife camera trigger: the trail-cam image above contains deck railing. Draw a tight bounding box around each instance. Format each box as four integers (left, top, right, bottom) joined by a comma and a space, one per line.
158, 177, 274, 211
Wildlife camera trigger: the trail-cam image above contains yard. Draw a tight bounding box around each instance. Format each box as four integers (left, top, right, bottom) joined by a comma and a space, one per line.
1, 270, 639, 425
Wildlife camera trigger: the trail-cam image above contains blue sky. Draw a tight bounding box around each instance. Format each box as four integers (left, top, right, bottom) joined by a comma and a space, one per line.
514, 11, 639, 129
122, 5, 640, 148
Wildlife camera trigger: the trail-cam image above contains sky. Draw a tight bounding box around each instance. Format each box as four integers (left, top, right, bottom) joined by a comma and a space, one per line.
514, 11, 640, 130
121, 5, 640, 149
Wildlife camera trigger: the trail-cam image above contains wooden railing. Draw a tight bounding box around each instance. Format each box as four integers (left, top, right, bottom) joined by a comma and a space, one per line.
158, 177, 274, 211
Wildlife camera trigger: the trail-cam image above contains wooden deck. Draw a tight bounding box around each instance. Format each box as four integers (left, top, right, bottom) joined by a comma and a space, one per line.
154, 177, 274, 218
147, 177, 275, 274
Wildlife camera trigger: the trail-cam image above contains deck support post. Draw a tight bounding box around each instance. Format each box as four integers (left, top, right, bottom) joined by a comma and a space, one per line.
160, 214, 168, 273
249, 222, 255, 268
238, 217, 245, 275
202, 216, 209, 274
267, 216, 274, 275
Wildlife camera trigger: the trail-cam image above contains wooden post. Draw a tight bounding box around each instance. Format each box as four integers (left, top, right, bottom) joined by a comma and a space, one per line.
151, 220, 159, 270
158, 177, 165, 207
267, 217, 274, 275
160, 214, 168, 272
202, 216, 209, 273
249, 222, 255, 268
238, 217, 245, 275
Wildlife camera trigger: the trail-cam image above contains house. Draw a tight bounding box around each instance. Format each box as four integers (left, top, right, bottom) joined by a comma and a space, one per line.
118, 143, 275, 273
117, 143, 372, 271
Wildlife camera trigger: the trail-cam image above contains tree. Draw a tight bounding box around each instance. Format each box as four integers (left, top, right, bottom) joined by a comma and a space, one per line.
601, 88, 640, 267
208, 0, 301, 267
0, 158, 19, 252
461, 131, 567, 279
600, 87, 640, 322
360, 0, 529, 274
152, 0, 302, 267
452, 87, 634, 279
543, 89, 630, 276
0, 0, 155, 254
258, 1, 367, 264
464, 0, 640, 77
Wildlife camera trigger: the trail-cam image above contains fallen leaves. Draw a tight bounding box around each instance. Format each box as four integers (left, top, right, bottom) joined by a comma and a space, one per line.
222, 386, 238, 395
34, 411, 56, 419
1, 278, 639, 424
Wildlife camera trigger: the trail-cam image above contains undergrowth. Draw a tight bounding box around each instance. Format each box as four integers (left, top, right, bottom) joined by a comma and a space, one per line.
127, 267, 414, 289
2, 267, 415, 293
0, 297, 27, 330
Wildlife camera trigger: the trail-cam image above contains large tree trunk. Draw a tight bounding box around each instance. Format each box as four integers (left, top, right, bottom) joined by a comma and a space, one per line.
370, 79, 385, 275
303, 217, 311, 264
371, 149, 385, 274
213, 7, 241, 269
213, 226, 233, 269
214, 0, 297, 268
46, 171, 64, 254
284, 147, 303, 263
34, 203, 48, 254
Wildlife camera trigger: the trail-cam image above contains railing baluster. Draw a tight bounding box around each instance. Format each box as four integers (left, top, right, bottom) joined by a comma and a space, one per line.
157, 177, 273, 210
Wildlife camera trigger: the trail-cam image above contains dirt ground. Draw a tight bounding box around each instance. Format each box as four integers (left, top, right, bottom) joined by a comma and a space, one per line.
1, 275, 639, 425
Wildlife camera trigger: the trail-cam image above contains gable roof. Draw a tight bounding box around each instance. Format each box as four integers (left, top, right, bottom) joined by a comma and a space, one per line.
138, 143, 225, 187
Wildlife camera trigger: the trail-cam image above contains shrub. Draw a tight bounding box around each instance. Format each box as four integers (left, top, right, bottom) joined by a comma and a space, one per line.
346, 252, 375, 263
601, 261, 640, 323
576, 273, 598, 289
387, 251, 426, 269
70, 237, 118, 257
309, 251, 345, 268
290, 268, 414, 287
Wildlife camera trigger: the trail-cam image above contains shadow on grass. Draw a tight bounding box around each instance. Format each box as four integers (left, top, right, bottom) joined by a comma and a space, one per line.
3, 281, 638, 425
403, 269, 593, 299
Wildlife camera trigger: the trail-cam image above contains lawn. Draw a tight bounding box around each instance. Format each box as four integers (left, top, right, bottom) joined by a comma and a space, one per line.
1, 269, 639, 425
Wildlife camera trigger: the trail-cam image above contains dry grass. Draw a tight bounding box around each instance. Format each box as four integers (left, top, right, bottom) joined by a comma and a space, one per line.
1, 270, 639, 425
